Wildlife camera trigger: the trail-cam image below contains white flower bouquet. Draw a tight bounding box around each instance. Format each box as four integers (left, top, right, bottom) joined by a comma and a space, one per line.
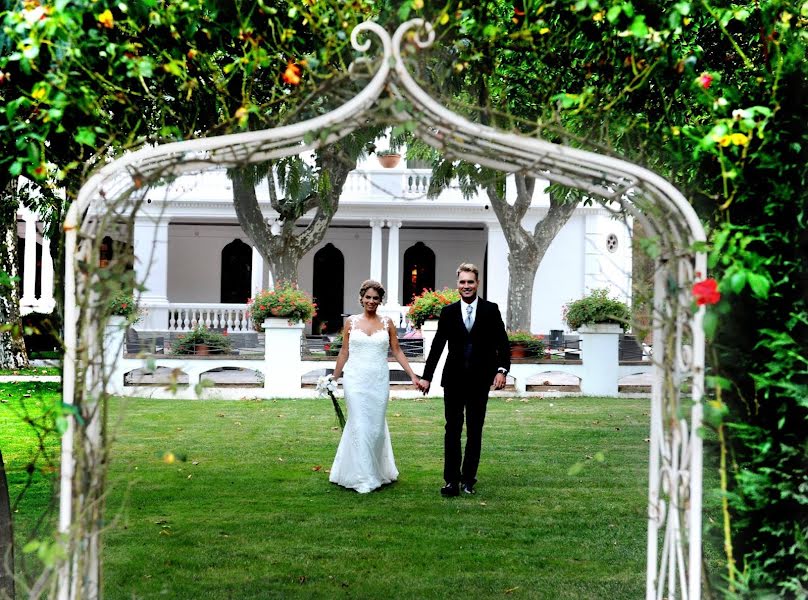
316, 374, 345, 429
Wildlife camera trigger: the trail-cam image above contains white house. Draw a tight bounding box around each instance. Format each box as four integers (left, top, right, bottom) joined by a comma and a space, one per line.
17, 153, 633, 337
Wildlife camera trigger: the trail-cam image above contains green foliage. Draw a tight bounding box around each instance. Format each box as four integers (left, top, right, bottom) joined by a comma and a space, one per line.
248, 283, 317, 328
170, 325, 233, 355
107, 291, 139, 322
406, 287, 460, 328
507, 330, 545, 356
562, 289, 631, 332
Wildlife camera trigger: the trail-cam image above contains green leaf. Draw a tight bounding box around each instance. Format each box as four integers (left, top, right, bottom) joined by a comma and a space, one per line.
74, 127, 96, 147
702, 310, 718, 339
730, 270, 747, 293
746, 273, 770, 298
606, 6, 622, 22
629, 16, 647, 37
397, 3, 411, 21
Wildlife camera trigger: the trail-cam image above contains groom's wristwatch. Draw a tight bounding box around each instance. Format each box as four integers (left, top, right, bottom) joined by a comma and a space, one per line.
497, 367, 508, 376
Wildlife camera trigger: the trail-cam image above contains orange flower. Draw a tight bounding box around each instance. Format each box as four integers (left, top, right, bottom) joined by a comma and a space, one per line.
97, 9, 114, 29
282, 61, 301, 85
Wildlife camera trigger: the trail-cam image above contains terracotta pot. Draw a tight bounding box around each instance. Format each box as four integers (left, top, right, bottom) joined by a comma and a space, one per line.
377, 153, 401, 168
195, 343, 210, 356
510, 343, 527, 359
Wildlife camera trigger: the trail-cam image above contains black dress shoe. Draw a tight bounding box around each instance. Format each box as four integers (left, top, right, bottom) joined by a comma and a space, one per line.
440, 482, 460, 497
461, 483, 475, 495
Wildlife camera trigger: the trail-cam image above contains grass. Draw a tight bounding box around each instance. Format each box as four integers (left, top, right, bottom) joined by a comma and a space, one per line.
1, 387, 723, 599
0, 366, 60, 376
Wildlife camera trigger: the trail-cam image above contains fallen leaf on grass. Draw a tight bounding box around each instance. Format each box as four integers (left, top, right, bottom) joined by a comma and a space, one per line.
312, 465, 322, 471
192, 461, 199, 465
504, 587, 520, 594
479, 502, 487, 506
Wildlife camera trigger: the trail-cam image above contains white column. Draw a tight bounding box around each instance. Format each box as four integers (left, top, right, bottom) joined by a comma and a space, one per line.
133, 217, 169, 331
485, 222, 509, 321
251, 246, 264, 297
263, 318, 305, 397
385, 219, 402, 305
20, 210, 37, 305
369, 218, 384, 282
584, 213, 605, 293
578, 323, 621, 396
38, 233, 56, 313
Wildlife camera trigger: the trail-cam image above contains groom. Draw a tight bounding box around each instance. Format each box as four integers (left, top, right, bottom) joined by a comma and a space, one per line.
419, 263, 510, 497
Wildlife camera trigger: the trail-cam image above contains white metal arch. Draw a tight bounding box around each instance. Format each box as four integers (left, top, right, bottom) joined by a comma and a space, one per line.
60, 19, 706, 600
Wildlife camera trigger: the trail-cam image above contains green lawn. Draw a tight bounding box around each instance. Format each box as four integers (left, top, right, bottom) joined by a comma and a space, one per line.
2, 386, 722, 599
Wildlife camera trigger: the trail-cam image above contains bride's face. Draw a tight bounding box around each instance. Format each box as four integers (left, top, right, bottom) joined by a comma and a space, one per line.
361, 288, 382, 313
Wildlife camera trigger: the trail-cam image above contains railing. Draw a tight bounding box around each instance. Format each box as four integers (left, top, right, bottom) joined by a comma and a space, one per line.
166, 303, 253, 332
302, 335, 424, 358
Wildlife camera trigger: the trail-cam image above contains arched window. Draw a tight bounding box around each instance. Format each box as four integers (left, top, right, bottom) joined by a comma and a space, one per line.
402, 241, 435, 303
312, 243, 345, 334
100, 235, 114, 267
220, 239, 252, 303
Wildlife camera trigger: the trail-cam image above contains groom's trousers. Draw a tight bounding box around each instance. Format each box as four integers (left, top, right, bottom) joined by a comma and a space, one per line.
443, 377, 490, 485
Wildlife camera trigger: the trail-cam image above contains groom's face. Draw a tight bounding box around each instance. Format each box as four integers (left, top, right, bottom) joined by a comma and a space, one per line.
457, 270, 479, 302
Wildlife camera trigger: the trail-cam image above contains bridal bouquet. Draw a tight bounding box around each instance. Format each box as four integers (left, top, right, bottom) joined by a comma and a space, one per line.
316, 374, 345, 429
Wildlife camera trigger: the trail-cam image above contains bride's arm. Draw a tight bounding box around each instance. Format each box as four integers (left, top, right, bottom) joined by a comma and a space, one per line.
388, 324, 420, 387
331, 321, 351, 381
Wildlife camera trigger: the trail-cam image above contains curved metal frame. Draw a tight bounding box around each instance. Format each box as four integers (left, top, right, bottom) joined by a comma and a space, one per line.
60, 19, 706, 600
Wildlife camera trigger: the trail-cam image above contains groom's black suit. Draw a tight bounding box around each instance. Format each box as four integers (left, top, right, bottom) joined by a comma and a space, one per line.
422, 297, 510, 487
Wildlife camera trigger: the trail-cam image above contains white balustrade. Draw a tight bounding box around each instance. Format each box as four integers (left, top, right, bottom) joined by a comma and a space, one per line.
162, 303, 254, 332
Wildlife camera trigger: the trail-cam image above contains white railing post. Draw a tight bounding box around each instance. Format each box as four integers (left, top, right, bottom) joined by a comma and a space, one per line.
420, 320, 444, 394
578, 323, 621, 396
263, 318, 304, 397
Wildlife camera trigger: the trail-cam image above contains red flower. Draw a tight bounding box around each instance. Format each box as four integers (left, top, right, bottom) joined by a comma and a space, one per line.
693, 278, 720, 305
696, 72, 713, 89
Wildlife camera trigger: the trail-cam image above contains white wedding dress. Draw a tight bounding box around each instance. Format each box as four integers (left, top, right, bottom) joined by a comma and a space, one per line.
329, 316, 398, 493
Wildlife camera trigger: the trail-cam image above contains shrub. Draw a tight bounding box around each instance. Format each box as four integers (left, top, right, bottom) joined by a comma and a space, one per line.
407, 288, 460, 328
170, 325, 233, 355
562, 288, 631, 332
248, 283, 317, 330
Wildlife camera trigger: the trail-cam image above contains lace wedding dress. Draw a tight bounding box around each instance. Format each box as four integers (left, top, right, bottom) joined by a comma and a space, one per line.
329, 317, 398, 493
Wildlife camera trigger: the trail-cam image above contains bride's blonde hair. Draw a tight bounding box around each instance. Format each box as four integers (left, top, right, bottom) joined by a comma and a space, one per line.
359, 279, 386, 304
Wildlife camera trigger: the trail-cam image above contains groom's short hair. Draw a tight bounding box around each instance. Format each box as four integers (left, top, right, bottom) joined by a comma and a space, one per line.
456, 263, 479, 280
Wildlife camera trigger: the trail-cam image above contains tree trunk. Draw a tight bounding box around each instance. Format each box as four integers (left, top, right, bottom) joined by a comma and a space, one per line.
0, 183, 29, 370
487, 176, 578, 331
230, 148, 352, 287
0, 449, 13, 600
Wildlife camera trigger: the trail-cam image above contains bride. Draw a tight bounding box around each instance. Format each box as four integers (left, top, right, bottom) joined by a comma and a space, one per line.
329, 280, 421, 493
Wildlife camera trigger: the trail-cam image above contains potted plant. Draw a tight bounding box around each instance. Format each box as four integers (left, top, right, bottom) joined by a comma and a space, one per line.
507, 330, 545, 359
108, 290, 140, 323
248, 283, 317, 330
375, 149, 401, 168
170, 325, 233, 356
562, 288, 631, 332
324, 332, 343, 356
407, 287, 461, 328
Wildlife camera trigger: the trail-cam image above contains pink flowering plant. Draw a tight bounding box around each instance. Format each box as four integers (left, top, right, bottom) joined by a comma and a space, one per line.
248, 283, 317, 330
407, 287, 461, 328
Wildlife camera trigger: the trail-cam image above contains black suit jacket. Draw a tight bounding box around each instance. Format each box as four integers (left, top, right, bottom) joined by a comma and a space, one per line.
422, 298, 510, 388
